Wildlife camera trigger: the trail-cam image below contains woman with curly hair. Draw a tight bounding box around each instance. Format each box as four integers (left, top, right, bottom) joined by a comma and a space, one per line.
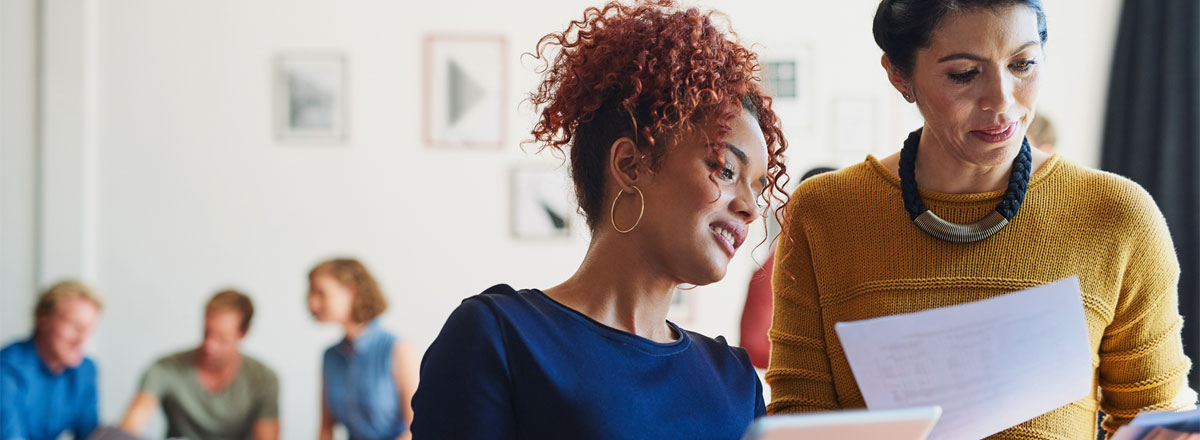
410, 0, 788, 437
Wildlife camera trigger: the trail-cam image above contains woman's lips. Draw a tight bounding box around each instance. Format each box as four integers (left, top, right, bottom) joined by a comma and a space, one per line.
709, 221, 746, 257
970, 123, 1017, 143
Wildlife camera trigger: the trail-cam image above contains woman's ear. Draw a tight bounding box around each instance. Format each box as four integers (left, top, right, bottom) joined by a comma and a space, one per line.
607, 137, 645, 192
881, 55, 914, 102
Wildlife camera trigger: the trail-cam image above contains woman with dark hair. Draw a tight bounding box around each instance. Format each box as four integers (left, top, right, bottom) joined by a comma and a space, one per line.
411, 0, 789, 438
308, 258, 419, 440
768, 0, 1192, 438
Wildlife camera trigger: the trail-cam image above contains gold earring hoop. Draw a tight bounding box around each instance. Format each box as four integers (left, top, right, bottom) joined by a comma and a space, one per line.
611, 186, 645, 234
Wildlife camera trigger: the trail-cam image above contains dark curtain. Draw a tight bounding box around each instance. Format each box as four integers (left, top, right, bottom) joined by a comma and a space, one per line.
1100, 0, 1200, 391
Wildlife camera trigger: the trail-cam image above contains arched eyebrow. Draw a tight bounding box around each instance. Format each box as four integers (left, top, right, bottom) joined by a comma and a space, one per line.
724, 142, 749, 164
723, 142, 769, 187
936, 41, 1040, 63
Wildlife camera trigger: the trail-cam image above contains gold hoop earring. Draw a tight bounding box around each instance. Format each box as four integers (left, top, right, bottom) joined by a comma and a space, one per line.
610, 186, 645, 234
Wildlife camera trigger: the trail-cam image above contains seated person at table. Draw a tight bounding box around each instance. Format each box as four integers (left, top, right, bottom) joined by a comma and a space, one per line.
1, 280, 104, 440
119, 290, 280, 440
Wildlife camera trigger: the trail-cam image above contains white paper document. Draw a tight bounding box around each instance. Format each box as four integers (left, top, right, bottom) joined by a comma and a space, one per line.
834, 276, 1093, 440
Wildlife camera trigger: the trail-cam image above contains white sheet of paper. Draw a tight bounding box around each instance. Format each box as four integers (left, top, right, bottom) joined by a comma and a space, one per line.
834, 276, 1093, 440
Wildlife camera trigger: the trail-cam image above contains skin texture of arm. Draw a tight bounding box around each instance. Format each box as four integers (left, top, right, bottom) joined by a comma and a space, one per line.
393, 340, 420, 440
318, 378, 335, 440
252, 419, 279, 440
118, 391, 159, 434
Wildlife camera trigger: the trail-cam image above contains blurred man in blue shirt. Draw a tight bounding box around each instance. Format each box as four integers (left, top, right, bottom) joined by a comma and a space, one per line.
1, 280, 104, 440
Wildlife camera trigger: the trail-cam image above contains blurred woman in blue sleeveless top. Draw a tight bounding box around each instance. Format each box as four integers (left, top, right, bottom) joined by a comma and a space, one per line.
308, 258, 419, 440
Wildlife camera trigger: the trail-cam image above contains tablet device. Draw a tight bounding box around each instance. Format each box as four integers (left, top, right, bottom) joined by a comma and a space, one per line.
742, 406, 942, 440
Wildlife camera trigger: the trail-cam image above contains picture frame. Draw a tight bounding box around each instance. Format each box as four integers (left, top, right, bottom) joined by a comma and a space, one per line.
422, 34, 508, 150
274, 53, 347, 142
757, 43, 814, 131
510, 167, 574, 239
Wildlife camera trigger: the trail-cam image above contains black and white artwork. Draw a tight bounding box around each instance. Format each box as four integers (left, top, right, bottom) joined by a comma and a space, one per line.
763, 60, 798, 99
511, 167, 573, 239
274, 53, 346, 141
758, 43, 813, 130
423, 35, 506, 149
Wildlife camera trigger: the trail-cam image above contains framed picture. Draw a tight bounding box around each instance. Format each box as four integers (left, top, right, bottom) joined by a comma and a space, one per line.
510, 167, 574, 239
757, 43, 814, 130
423, 34, 507, 149
274, 53, 347, 141
763, 59, 799, 99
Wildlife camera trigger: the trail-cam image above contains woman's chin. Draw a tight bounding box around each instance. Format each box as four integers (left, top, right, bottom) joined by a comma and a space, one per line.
683, 261, 728, 286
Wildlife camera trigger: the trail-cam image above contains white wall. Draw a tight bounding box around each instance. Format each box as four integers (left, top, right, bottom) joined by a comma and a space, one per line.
1, 0, 39, 339
1, 0, 1121, 438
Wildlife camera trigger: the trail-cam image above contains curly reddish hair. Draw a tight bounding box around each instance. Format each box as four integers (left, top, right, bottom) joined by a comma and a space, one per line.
528, 0, 790, 230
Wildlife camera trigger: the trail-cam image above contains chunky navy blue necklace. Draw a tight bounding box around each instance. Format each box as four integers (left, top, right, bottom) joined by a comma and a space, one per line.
898, 129, 1032, 243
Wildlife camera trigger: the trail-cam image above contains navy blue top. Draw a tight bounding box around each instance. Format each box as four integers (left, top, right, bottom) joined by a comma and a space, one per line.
411, 285, 765, 439
0, 338, 99, 440
323, 321, 407, 440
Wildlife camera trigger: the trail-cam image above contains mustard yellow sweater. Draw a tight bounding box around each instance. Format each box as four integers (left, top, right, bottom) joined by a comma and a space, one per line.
768, 154, 1192, 439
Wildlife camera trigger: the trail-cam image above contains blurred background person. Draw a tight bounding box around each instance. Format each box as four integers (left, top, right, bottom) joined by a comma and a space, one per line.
1027, 112, 1057, 153
119, 290, 280, 440
307, 258, 418, 440
1, 281, 104, 440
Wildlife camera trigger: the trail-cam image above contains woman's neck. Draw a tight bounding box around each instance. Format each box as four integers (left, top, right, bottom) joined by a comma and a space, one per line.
543, 234, 679, 343
914, 132, 1014, 194
880, 131, 1051, 194
342, 321, 368, 341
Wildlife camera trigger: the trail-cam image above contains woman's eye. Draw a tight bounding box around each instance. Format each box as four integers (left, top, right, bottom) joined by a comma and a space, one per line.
1011, 59, 1037, 73
948, 69, 979, 84
706, 158, 737, 183
719, 166, 736, 182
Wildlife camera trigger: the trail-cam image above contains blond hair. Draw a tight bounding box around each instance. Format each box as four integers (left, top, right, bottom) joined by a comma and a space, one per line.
206, 289, 255, 334
309, 258, 388, 324
34, 280, 104, 332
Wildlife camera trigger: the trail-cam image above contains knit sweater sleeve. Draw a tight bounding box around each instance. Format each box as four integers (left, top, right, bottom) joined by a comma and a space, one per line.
765, 200, 840, 414
1097, 184, 1193, 433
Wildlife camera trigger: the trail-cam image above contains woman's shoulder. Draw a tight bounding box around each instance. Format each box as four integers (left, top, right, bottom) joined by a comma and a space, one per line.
681, 330, 756, 373
784, 160, 892, 221
1046, 158, 1163, 222
791, 161, 881, 198
419, 286, 532, 372
1053, 158, 1148, 193
435, 284, 530, 338
459, 284, 534, 320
